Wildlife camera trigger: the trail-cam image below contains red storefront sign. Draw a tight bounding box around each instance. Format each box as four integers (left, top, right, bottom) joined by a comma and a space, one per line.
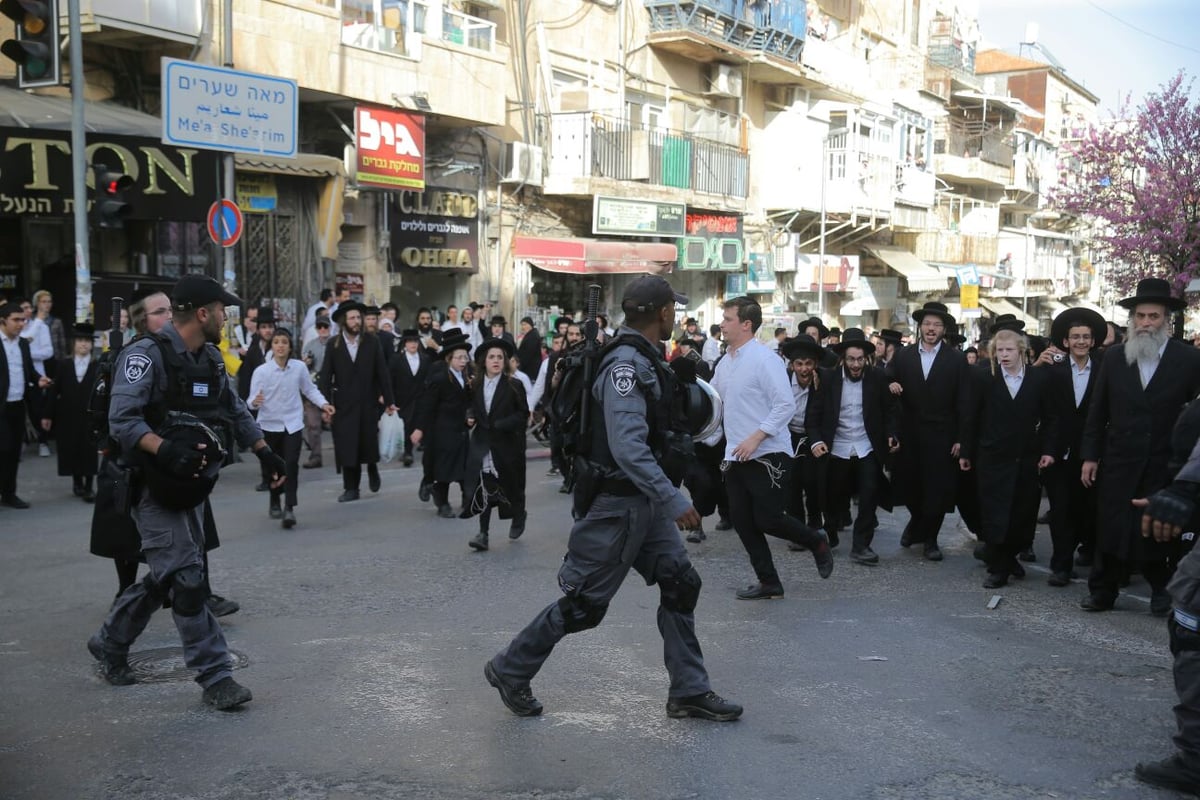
514, 236, 677, 274
354, 105, 425, 190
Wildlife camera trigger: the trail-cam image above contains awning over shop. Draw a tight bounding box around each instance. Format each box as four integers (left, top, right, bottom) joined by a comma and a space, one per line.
1043, 299, 1069, 318
236, 152, 346, 179
864, 246, 948, 293
979, 297, 1040, 331
515, 236, 676, 275
0, 86, 161, 135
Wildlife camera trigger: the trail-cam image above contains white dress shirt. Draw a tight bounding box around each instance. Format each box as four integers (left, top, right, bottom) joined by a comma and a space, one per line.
73, 355, 90, 384
1003, 365, 1025, 399
918, 340, 941, 379
481, 374, 500, 474
1138, 341, 1168, 389
702, 336, 721, 365
404, 351, 421, 375
1071, 357, 1091, 408
249, 358, 329, 434
529, 358, 549, 409
344, 334, 360, 362
513, 369, 533, 399
712, 337, 795, 460
3, 332, 25, 401
450, 367, 465, 388
21, 316, 52, 376
788, 380, 810, 433
830, 374, 872, 459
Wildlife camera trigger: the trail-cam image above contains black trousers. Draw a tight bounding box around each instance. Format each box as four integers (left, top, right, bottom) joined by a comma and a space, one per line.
263, 429, 303, 507
1042, 460, 1095, 574
0, 400, 27, 497
1089, 539, 1181, 601
724, 453, 821, 586
685, 440, 727, 519
826, 454, 882, 550
787, 431, 824, 527
342, 462, 380, 492
955, 467, 982, 536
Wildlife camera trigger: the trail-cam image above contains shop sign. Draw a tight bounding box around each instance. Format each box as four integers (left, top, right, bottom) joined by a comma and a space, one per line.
593, 195, 685, 238
389, 187, 479, 271
960, 283, 980, 314
335, 272, 364, 300
355, 105, 425, 190
725, 273, 747, 296
235, 174, 277, 213
0, 127, 220, 220
678, 212, 744, 271
794, 254, 860, 292
747, 253, 775, 293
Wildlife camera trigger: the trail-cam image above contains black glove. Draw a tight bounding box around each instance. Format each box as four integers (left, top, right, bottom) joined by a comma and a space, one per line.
256, 445, 287, 479
156, 438, 205, 478
1146, 481, 1200, 530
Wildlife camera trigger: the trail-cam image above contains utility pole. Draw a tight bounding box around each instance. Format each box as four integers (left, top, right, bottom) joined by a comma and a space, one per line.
222, 0, 235, 289
68, 0, 88, 323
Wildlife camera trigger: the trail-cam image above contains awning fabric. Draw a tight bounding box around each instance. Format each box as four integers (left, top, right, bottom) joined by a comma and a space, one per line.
236, 152, 346, 179
979, 297, 1039, 331
515, 236, 676, 275
0, 86, 162, 136
1043, 299, 1069, 319
865, 246, 948, 293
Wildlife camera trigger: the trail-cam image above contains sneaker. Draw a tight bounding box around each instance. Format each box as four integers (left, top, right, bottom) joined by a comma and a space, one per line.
1135, 754, 1200, 794
38, 443, 50, 457
484, 660, 543, 716
202, 677, 253, 710
206, 595, 240, 617
87, 634, 136, 686
736, 583, 784, 600
665, 691, 743, 721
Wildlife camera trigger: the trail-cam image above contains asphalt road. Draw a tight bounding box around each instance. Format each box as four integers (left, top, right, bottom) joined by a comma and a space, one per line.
0, 447, 1187, 800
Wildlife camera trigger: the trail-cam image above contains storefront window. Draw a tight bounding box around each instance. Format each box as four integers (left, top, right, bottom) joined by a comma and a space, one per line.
157, 221, 212, 279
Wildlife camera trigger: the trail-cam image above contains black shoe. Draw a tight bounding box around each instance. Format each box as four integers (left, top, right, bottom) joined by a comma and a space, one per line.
468, 532, 489, 551
402, 454, 413, 467
255, 482, 268, 492
269, 505, 283, 519
1047, 571, 1073, 587
849, 547, 879, 565
206, 595, 240, 617
1152, 589, 1172, 617
685, 527, 707, 544
666, 691, 743, 722
368, 471, 381, 493
714, 517, 733, 531
1080, 593, 1115, 612
337, 490, 360, 503
923, 544, 943, 562
1018, 548, 1037, 563
418, 482, 432, 503
1, 495, 30, 509
983, 572, 1008, 589
558, 483, 570, 494
72, 481, 84, 497
302, 458, 322, 469
81, 488, 95, 503
1135, 754, 1200, 794
811, 531, 834, 579
900, 522, 917, 548
509, 513, 527, 540
484, 660, 542, 716
545, 466, 561, 477
88, 634, 136, 686
1010, 560, 1026, 580
1075, 550, 1094, 568
202, 677, 253, 710
973, 542, 989, 562
437, 504, 456, 519
282, 507, 296, 529
736, 582, 784, 600
827, 530, 840, 549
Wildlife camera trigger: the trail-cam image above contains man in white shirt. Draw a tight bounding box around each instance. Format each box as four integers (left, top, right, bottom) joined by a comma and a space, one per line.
0, 302, 49, 507
19, 297, 55, 457
701, 324, 722, 366
301, 289, 335, 342
712, 297, 833, 600
441, 304, 463, 335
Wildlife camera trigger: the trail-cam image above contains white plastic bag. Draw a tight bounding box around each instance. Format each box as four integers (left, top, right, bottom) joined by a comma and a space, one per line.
378, 412, 405, 463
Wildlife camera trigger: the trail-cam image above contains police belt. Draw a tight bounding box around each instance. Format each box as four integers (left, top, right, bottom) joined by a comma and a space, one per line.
1176, 608, 1200, 632
598, 477, 641, 496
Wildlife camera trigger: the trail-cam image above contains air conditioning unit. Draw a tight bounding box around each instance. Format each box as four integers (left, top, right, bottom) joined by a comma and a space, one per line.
705, 63, 743, 98
502, 142, 544, 187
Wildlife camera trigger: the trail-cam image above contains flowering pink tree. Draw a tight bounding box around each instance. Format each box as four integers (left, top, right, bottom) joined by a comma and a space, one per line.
1055, 72, 1200, 297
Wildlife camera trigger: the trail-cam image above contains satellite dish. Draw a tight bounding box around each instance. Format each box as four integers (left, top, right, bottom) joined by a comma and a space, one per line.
1023, 22, 1039, 45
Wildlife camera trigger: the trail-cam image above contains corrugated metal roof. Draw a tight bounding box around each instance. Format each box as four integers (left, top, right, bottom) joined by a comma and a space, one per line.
235, 152, 346, 179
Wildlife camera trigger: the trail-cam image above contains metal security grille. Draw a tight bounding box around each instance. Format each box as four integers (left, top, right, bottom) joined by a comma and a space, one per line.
236, 214, 297, 308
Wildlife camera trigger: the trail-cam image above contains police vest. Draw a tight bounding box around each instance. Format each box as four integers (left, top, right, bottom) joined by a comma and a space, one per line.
142, 333, 226, 429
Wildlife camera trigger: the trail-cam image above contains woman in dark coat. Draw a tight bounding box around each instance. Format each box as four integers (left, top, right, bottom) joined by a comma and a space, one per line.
960, 329, 1057, 588
463, 337, 529, 550
412, 330, 473, 518
40, 322, 99, 501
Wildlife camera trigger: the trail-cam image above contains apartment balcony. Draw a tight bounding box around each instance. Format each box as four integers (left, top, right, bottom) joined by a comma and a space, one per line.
896, 163, 936, 208
893, 229, 998, 268
340, 0, 497, 58
545, 112, 749, 210
799, 34, 870, 101
75, 0, 203, 46
927, 15, 976, 85
643, 0, 808, 85
933, 128, 1014, 187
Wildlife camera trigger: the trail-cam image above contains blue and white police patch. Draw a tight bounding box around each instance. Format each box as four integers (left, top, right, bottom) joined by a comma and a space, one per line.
611, 363, 636, 397
124, 353, 152, 383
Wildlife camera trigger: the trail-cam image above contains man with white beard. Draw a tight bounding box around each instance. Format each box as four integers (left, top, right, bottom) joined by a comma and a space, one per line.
1080, 278, 1200, 615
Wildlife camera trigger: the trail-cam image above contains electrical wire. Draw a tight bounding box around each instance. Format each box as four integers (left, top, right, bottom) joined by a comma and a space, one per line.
1081, 0, 1200, 56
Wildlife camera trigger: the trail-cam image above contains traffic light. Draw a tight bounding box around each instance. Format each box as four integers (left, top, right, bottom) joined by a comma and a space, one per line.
0, 0, 60, 89
91, 163, 132, 229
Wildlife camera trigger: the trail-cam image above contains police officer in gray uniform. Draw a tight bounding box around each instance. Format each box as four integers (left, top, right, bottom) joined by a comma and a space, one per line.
484, 275, 741, 721
87, 275, 286, 711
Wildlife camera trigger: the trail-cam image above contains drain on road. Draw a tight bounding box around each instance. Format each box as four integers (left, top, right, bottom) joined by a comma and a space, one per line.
117, 647, 250, 684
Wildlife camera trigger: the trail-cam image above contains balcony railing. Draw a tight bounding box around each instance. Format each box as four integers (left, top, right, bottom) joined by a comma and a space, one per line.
927, 15, 976, 83
644, 0, 807, 63
340, 0, 495, 57
935, 127, 1014, 168
548, 112, 749, 198
896, 163, 936, 207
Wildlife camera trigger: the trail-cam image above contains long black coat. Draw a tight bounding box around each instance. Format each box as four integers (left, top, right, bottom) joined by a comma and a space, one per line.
961, 364, 1057, 545
319, 332, 395, 469
517, 329, 542, 382
415, 361, 473, 484
1045, 352, 1102, 461
389, 348, 431, 424
237, 336, 270, 401
43, 357, 99, 477
462, 373, 528, 518
1081, 339, 1200, 559
887, 342, 972, 513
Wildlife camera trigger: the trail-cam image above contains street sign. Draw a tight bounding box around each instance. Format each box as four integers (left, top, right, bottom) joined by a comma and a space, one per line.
593, 195, 685, 238
162, 57, 298, 158
207, 199, 243, 247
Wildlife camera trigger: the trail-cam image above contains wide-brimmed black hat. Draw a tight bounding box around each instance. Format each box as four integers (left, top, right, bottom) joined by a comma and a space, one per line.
488, 315, 508, 327
946, 332, 967, 346
332, 301, 364, 324
70, 322, 96, 339
990, 313, 1025, 333
1118, 277, 1187, 311
399, 328, 421, 343
798, 317, 829, 339
879, 329, 903, 346
440, 330, 472, 355
828, 327, 843, 338
475, 336, 515, 361
912, 301, 955, 327
256, 306, 276, 325
362, 305, 381, 317
780, 334, 825, 362
831, 327, 876, 356
1050, 307, 1106, 350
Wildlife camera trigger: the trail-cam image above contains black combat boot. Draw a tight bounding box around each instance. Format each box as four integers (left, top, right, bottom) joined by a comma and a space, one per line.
202, 677, 253, 710
666, 691, 743, 721
88, 634, 136, 686
1135, 754, 1200, 795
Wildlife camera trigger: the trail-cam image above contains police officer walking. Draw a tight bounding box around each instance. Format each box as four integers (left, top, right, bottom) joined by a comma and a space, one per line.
485, 276, 741, 721
87, 276, 286, 710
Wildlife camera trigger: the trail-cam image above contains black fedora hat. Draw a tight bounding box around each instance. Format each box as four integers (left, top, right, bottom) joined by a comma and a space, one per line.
476, 336, 516, 361
798, 317, 829, 339
1050, 307, 1106, 350
440, 330, 472, 355
332, 300, 365, 324
488, 315, 508, 327
946, 332, 967, 346
879, 328, 903, 345
990, 313, 1025, 333
70, 321, 96, 339
256, 306, 276, 325
1118, 277, 1187, 311
912, 301, 955, 326
831, 327, 875, 356
780, 334, 824, 362
399, 328, 421, 343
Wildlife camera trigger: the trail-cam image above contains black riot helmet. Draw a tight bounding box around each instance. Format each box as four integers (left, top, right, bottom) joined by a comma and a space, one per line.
669, 358, 723, 441
140, 414, 226, 510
